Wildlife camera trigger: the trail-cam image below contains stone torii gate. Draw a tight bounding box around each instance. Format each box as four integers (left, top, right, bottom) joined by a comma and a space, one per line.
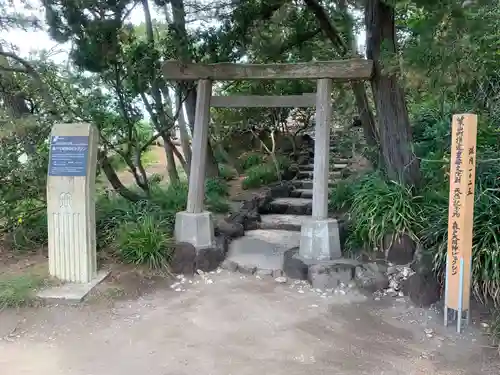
162, 59, 373, 261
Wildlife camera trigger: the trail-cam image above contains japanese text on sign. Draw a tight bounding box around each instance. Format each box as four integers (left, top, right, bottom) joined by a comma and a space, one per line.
48, 136, 89, 177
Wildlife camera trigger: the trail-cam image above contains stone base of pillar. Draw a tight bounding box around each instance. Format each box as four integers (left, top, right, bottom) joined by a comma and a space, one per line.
37, 270, 110, 304
175, 211, 215, 249
299, 218, 341, 260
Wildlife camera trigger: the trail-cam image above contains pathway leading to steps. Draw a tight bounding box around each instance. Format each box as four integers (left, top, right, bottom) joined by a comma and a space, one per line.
226, 146, 350, 274
1, 271, 497, 375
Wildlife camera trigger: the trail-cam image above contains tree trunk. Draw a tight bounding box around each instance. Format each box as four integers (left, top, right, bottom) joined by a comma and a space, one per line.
365, 0, 421, 186
0, 51, 36, 155
169, 0, 219, 179
167, 137, 189, 174
162, 134, 180, 183
177, 103, 192, 171
100, 153, 145, 202
303, 0, 379, 163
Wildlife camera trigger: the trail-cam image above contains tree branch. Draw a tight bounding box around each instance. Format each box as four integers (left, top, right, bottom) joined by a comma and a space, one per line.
0, 50, 60, 119
302, 0, 347, 54
278, 28, 322, 54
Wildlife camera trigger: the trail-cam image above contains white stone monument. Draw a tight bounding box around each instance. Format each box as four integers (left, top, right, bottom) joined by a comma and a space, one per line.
38, 123, 108, 302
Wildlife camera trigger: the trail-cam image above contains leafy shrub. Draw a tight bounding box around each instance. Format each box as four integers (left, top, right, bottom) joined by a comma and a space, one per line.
242, 163, 278, 189
116, 215, 173, 269
423, 187, 500, 306
7, 209, 48, 251
206, 194, 231, 213
340, 173, 429, 254
239, 152, 265, 170
328, 178, 357, 212
205, 178, 229, 197
218, 164, 238, 180
95, 182, 188, 253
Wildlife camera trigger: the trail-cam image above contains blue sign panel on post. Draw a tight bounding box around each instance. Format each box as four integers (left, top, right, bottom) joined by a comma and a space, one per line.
48, 135, 89, 177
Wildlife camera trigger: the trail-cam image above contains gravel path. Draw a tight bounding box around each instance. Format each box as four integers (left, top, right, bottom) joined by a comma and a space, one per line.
0, 271, 498, 375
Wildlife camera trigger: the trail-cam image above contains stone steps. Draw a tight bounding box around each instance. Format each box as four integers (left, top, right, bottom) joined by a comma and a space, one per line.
266, 197, 312, 216
259, 214, 307, 231
226, 229, 301, 274
297, 170, 342, 180
289, 188, 313, 199
292, 179, 337, 190
300, 163, 348, 171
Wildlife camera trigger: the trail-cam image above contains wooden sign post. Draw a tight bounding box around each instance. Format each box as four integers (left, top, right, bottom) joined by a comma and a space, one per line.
444, 114, 477, 333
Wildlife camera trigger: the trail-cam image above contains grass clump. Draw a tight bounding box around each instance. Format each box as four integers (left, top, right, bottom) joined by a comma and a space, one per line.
218, 164, 238, 180
0, 274, 45, 309
241, 156, 291, 190
95, 182, 188, 268
242, 163, 277, 189
338, 173, 426, 254
116, 216, 173, 269
96, 179, 231, 268
238, 152, 265, 171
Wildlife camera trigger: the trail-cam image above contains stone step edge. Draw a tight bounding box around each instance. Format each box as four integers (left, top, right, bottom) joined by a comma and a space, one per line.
221, 258, 285, 279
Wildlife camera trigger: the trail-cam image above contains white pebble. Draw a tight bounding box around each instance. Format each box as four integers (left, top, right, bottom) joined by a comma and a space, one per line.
275, 276, 287, 283
298, 290, 305, 294
205, 279, 213, 284
174, 288, 182, 292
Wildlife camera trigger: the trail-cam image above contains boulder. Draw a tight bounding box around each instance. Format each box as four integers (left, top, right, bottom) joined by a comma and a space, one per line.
282, 247, 308, 280
215, 220, 244, 239
308, 263, 354, 290
170, 242, 197, 275
403, 244, 441, 307
384, 233, 416, 265
195, 247, 225, 273
355, 263, 389, 292
402, 272, 441, 307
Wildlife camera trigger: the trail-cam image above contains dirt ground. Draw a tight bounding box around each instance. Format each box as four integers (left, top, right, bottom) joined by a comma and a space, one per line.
1, 272, 499, 375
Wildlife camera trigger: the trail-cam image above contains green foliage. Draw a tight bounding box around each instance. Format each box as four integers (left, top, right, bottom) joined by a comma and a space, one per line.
339, 173, 427, 254
206, 194, 231, 213
205, 178, 231, 213
423, 188, 500, 306
0, 274, 44, 309
242, 163, 278, 189
218, 164, 238, 180
205, 178, 229, 197
328, 178, 357, 212
96, 181, 188, 251
241, 154, 291, 189
239, 152, 265, 171
8, 210, 48, 252
116, 216, 173, 269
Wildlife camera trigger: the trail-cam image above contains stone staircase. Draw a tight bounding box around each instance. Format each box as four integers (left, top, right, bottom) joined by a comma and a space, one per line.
225, 139, 354, 282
